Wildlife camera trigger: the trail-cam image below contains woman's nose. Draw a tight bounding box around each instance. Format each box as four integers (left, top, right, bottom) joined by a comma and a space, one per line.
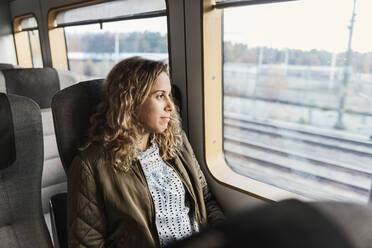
165, 97, 174, 112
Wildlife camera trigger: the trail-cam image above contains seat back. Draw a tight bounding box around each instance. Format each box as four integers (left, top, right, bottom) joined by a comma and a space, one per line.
0, 93, 52, 248
52, 79, 104, 172
0, 63, 17, 69
0, 68, 85, 102
2, 68, 60, 108
0, 68, 85, 233
50, 79, 102, 248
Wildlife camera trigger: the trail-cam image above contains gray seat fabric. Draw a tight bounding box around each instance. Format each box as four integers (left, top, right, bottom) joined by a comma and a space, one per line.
52, 79, 104, 172
51, 79, 103, 248
2, 68, 60, 109
0, 93, 53, 248
0, 63, 16, 69
0, 68, 85, 234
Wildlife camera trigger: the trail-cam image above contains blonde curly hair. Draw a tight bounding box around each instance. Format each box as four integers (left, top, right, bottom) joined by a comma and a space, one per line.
82, 56, 183, 172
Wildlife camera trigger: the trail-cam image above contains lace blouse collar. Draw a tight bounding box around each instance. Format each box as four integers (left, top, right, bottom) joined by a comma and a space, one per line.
137, 140, 158, 160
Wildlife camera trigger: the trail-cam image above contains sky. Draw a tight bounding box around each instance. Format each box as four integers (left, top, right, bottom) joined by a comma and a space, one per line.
223, 0, 372, 53
65, 0, 372, 54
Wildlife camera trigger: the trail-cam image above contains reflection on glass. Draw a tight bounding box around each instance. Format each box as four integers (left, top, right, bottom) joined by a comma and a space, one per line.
64, 17, 168, 78
223, 0, 372, 203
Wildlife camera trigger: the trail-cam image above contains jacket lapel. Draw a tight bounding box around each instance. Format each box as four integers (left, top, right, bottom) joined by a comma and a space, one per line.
172, 153, 199, 205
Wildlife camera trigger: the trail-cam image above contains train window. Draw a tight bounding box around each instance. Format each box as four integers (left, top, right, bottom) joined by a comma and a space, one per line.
13, 15, 43, 68
48, 0, 167, 76
64, 17, 168, 78
218, 0, 372, 203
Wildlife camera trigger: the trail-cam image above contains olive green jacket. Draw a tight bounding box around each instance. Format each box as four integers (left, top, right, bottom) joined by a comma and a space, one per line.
67, 133, 225, 248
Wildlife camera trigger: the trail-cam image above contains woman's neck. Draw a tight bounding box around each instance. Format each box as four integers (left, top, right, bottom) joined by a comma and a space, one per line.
138, 133, 150, 152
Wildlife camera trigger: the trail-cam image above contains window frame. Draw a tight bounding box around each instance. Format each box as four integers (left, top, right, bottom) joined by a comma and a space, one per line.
47, 1, 104, 70
13, 14, 43, 68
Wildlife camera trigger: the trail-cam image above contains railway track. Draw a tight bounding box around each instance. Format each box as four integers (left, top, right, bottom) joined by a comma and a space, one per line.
225, 113, 372, 157
223, 113, 372, 203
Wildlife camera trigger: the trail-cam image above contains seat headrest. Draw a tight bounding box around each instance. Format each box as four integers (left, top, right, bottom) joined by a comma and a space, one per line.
171, 84, 182, 117
0, 63, 16, 69
0, 93, 16, 170
3, 68, 60, 108
52, 79, 104, 172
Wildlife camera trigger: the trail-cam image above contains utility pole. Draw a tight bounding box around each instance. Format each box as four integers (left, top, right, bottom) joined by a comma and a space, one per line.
335, 0, 357, 129
115, 32, 120, 63
253, 46, 264, 96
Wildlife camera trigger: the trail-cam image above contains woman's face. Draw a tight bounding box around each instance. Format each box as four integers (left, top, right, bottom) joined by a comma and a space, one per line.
137, 72, 174, 134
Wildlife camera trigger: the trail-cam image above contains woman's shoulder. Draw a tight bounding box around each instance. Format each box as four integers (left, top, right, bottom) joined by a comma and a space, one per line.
70, 144, 106, 171
80, 143, 106, 163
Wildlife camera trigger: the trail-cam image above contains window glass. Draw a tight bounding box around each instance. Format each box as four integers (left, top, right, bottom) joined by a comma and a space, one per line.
20, 16, 38, 30
28, 30, 43, 68
223, 0, 372, 203
64, 17, 168, 78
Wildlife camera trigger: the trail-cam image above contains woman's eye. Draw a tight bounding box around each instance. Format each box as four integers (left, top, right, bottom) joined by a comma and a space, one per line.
157, 94, 164, 99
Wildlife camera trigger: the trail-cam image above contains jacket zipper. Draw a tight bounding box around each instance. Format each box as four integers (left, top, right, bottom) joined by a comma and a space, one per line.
136, 161, 161, 247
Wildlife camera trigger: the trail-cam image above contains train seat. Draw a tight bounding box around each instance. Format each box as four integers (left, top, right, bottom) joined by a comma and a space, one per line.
51, 79, 103, 248
0, 63, 18, 69
0, 93, 53, 248
52, 79, 103, 172
0, 68, 86, 234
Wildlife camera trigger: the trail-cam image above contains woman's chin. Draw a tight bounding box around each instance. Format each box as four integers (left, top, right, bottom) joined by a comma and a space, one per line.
158, 126, 168, 133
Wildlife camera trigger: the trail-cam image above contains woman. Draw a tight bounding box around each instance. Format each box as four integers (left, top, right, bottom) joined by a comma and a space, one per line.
67, 56, 224, 248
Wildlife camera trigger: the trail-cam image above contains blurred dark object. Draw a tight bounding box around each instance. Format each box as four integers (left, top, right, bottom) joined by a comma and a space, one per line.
166, 199, 352, 248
